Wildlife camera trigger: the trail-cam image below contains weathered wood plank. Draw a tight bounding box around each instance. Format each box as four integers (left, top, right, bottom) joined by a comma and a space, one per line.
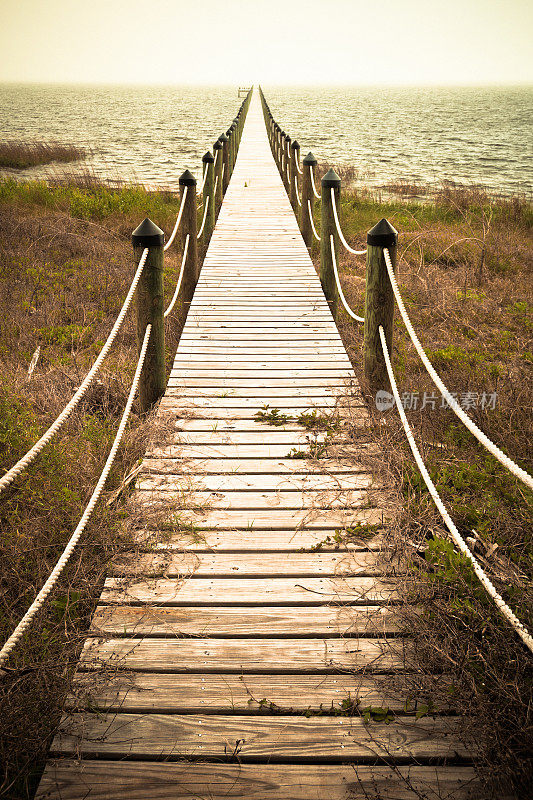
109, 551, 390, 578
134, 508, 387, 529
135, 488, 370, 511
133, 529, 385, 552
90, 604, 400, 638
51, 714, 470, 760
137, 472, 374, 490
140, 457, 367, 475
36, 762, 484, 800
100, 577, 398, 605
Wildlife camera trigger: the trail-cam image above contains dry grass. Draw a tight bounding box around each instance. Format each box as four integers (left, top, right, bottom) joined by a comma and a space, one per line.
308, 181, 532, 798
0, 141, 86, 170
0, 177, 200, 798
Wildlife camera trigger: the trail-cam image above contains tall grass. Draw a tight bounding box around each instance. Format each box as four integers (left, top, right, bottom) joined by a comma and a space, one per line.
0, 141, 85, 169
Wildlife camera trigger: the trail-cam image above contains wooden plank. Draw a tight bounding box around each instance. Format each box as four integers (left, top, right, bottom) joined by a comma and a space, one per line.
137, 472, 374, 490
79, 636, 406, 673
147, 443, 371, 459
133, 529, 385, 553
140, 457, 367, 475
134, 488, 370, 511
90, 604, 399, 638
100, 576, 397, 605
157, 508, 386, 528
36, 762, 484, 800
51, 713, 470, 760
68, 672, 439, 713
109, 551, 388, 578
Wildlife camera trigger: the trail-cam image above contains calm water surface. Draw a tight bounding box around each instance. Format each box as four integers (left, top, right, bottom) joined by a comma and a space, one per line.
0, 84, 531, 195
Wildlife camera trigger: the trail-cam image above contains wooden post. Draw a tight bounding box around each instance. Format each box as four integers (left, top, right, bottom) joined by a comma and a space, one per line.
226, 127, 234, 180
279, 131, 286, 179
213, 140, 223, 213
179, 169, 198, 281
283, 135, 291, 192
301, 151, 317, 248
131, 218, 166, 412
233, 119, 239, 163
202, 150, 215, 246
319, 168, 341, 318
364, 219, 398, 394
289, 140, 300, 212
220, 133, 230, 193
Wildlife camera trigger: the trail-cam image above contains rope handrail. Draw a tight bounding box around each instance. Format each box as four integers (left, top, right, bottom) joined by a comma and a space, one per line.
379, 325, 533, 654
310, 168, 321, 200
164, 185, 188, 252
295, 159, 303, 175
330, 188, 367, 256
383, 249, 533, 491
0, 248, 149, 495
307, 200, 321, 241
330, 235, 364, 323
0, 323, 153, 668
197, 164, 208, 194
197, 196, 210, 239
164, 235, 190, 318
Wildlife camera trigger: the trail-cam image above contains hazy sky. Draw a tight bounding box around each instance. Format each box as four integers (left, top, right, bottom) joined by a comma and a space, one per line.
0, 0, 531, 85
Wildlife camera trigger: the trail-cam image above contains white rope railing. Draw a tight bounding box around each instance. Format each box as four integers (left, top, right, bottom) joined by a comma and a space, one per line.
330, 235, 364, 323
0, 248, 149, 495
213, 174, 219, 200
308, 200, 320, 241
197, 196, 210, 239
379, 325, 533, 654
164, 186, 188, 252
164, 235, 190, 318
0, 323, 153, 668
295, 159, 303, 175
310, 168, 321, 200
197, 164, 208, 194
330, 188, 367, 256
383, 249, 533, 491
294, 175, 302, 206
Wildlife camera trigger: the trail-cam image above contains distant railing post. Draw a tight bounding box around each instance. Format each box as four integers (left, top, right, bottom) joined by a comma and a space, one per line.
213, 140, 223, 212
233, 118, 239, 163
220, 132, 230, 193
320, 168, 341, 318
279, 131, 286, 180
180, 168, 198, 283
131, 218, 166, 411
301, 151, 317, 249
289, 140, 300, 211
227, 126, 235, 178
283, 135, 291, 192
202, 151, 215, 245
364, 219, 398, 394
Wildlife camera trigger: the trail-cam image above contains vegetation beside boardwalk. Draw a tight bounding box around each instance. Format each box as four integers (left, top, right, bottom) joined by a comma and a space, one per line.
310, 177, 532, 798
0, 141, 86, 170
0, 178, 195, 798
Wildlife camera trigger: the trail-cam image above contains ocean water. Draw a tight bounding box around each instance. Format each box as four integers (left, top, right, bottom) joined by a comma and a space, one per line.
0, 84, 531, 195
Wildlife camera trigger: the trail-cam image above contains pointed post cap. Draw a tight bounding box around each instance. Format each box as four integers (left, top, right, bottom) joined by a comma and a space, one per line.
213, 140, 223, 151
132, 217, 165, 247
202, 151, 214, 164
179, 169, 196, 187
322, 168, 341, 189
303, 151, 317, 166
291, 140, 300, 150
367, 218, 398, 247
285, 134, 291, 143
218, 132, 229, 143
280, 130, 286, 138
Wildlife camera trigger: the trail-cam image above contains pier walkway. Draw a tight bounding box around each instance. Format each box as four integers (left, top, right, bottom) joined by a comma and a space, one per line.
37, 91, 478, 800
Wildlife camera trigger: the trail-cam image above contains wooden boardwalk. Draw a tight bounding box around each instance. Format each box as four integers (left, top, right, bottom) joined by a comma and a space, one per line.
37, 91, 479, 799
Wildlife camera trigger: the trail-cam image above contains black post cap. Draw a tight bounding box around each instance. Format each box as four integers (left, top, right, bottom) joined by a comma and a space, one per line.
179, 169, 197, 187
291, 140, 300, 150
285, 134, 291, 143
202, 151, 214, 163
219, 133, 229, 142
367, 218, 398, 247
280, 130, 286, 137
132, 217, 165, 247
322, 168, 341, 189
213, 140, 223, 151
303, 151, 317, 166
